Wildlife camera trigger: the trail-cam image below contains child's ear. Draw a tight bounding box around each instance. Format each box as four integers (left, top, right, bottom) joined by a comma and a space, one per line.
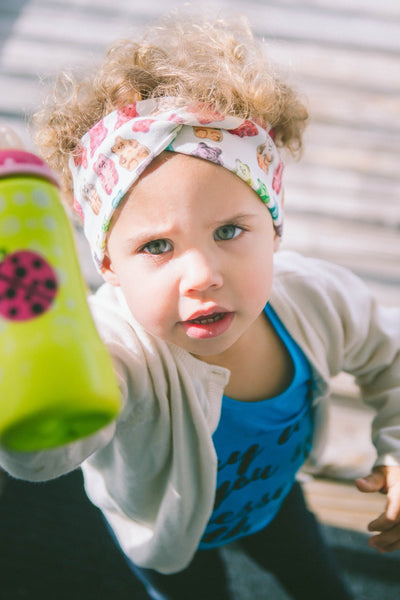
101, 255, 120, 287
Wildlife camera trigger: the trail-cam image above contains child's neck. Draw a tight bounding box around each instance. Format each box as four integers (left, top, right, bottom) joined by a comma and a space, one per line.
194, 311, 294, 402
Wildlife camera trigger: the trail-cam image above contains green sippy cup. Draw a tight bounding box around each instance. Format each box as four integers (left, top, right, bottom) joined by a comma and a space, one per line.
0, 128, 121, 452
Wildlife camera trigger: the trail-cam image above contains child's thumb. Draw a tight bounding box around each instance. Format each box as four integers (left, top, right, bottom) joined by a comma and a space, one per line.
355, 469, 386, 493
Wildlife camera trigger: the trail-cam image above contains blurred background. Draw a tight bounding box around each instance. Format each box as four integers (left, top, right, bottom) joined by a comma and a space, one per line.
0, 1, 399, 598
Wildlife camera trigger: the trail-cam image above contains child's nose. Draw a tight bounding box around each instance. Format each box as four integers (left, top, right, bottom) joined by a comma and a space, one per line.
179, 249, 223, 295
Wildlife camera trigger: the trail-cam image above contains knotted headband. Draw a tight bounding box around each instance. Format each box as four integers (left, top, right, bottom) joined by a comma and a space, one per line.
69, 98, 284, 272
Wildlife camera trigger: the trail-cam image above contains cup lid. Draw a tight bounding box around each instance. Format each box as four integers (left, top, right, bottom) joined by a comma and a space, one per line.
0, 149, 59, 187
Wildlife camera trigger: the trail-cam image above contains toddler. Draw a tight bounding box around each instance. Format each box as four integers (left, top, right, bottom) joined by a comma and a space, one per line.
1, 10, 400, 600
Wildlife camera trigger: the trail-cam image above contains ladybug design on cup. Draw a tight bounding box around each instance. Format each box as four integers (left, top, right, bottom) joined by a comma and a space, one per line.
0, 249, 58, 321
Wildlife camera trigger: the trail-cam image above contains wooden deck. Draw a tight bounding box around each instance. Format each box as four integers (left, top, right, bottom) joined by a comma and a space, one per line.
303, 477, 386, 534
0, 0, 399, 536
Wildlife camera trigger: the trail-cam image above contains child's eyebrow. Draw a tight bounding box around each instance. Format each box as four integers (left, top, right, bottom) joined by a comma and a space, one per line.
122, 226, 177, 250
211, 212, 259, 226
122, 232, 163, 248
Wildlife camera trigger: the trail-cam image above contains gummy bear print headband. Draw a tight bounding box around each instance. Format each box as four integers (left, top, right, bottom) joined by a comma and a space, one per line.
69, 98, 285, 272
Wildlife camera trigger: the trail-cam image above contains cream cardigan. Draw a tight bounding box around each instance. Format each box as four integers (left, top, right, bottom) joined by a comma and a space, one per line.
1, 251, 399, 573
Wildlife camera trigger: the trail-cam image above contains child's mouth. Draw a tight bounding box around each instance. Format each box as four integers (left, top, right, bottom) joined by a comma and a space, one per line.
181, 312, 234, 339
188, 313, 226, 325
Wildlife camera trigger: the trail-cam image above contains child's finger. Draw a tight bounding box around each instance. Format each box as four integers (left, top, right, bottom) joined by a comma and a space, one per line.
368, 489, 400, 532
368, 511, 392, 532
369, 523, 400, 553
355, 469, 387, 493
385, 482, 400, 521
383, 540, 400, 553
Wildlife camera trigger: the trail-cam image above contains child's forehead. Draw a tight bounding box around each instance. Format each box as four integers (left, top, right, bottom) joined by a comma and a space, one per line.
118, 153, 265, 224
127, 151, 248, 196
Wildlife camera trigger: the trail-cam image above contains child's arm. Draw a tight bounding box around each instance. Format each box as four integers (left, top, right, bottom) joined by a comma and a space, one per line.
356, 466, 400, 552
344, 294, 400, 553
333, 264, 400, 553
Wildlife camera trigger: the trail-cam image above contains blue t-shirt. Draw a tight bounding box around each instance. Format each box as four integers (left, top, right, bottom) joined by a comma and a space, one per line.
200, 304, 313, 548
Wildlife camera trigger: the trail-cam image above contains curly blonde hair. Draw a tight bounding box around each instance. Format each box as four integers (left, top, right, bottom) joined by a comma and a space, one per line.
34, 9, 308, 205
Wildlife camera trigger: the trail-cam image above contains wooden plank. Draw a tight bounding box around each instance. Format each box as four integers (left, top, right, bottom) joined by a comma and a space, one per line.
32, 0, 167, 18
300, 124, 400, 180
281, 216, 400, 301
304, 83, 400, 132
300, 147, 400, 183
283, 211, 400, 260
285, 167, 400, 225
6, 4, 145, 47
287, 155, 400, 197
269, 41, 400, 93
302, 478, 385, 533
305, 122, 400, 154
0, 38, 103, 75
276, 0, 400, 19
239, 2, 400, 53
0, 73, 43, 113
302, 394, 384, 534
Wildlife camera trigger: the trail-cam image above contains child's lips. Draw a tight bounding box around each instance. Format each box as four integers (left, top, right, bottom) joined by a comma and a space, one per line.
187, 312, 226, 324
181, 311, 234, 339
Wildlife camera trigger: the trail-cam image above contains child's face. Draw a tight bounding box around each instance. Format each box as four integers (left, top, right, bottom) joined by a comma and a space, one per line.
103, 153, 279, 361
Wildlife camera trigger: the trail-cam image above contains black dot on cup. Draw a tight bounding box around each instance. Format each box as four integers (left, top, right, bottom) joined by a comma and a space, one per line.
32, 303, 44, 314
45, 279, 56, 290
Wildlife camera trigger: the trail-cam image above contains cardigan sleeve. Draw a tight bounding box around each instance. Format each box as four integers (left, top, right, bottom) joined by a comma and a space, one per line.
273, 251, 400, 467
339, 278, 400, 467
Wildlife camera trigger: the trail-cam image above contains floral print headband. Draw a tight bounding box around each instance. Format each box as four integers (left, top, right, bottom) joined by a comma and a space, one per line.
69, 98, 284, 272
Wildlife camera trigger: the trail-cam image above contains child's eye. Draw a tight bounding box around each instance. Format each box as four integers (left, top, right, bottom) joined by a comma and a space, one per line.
214, 224, 243, 241
141, 239, 172, 255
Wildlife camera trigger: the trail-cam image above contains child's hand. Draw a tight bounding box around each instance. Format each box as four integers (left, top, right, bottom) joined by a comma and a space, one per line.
355, 466, 400, 552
